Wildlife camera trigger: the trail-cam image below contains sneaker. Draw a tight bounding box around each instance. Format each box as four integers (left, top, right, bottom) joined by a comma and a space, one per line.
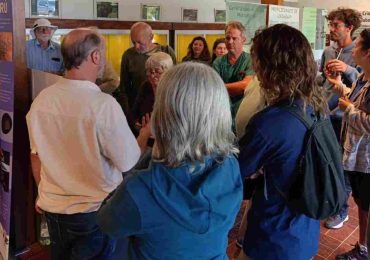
336, 242, 368, 260
325, 214, 349, 229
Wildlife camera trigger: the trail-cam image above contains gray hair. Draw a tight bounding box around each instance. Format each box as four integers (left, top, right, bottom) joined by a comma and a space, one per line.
151, 62, 238, 167
61, 28, 103, 70
145, 52, 173, 71
225, 20, 247, 38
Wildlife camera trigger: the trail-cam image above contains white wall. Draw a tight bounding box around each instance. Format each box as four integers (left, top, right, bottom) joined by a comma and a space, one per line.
24, 0, 259, 22
24, 0, 370, 22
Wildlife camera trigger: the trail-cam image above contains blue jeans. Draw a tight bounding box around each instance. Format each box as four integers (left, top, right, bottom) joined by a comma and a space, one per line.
329, 115, 351, 218
338, 170, 352, 217
45, 211, 116, 260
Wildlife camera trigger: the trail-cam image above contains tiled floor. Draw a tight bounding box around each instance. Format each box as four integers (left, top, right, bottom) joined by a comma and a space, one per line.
227, 197, 359, 260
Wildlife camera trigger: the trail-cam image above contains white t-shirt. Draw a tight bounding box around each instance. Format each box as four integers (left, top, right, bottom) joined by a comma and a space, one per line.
26, 78, 141, 214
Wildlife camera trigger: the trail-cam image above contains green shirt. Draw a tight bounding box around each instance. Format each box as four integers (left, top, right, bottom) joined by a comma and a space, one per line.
213, 52, 254, 130
212, 52, 254, 84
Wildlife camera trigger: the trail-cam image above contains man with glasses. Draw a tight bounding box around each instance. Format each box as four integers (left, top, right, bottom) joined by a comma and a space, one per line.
26, 18, 64, 74
318, 7, 362, 230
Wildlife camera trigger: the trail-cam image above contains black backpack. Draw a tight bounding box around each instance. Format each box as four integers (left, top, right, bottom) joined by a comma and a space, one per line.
274, 105, 346, 220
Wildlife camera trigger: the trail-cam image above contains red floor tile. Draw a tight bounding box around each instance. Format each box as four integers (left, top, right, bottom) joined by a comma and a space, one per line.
327, 243, 354, 260
326, 224, 357, 242
319, 234, 342, 250
317, 243, 334, 258
227, 196, 360, 260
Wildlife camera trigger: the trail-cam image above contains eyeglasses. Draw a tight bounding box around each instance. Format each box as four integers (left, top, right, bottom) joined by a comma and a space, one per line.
327, 22, 346, 29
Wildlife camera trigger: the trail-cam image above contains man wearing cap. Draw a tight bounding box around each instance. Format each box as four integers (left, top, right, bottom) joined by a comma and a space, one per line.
26, 18, 64, 74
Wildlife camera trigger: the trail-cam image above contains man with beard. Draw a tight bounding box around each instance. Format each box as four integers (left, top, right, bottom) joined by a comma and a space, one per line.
318, 7, 362, 230
117, 22, 176, 118
26, 18, 64, 74
26, 28, 150, 259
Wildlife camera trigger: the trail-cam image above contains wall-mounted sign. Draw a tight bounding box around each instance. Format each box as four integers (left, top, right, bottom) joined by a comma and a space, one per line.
268, 5, 299, 30
95, 1, 118, 19
141, 4, 161, 21
226, 1, 267, 45
0, 1, 14, 259
182, 8, 198, 23
30, 0, 59, 17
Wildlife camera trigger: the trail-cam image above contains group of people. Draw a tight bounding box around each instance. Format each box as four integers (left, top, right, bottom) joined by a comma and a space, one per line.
25, 6, 369, 260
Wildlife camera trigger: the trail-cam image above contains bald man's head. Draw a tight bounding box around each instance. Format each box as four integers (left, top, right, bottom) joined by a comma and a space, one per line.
61, 28, 104, 70
130, 22, 154, 53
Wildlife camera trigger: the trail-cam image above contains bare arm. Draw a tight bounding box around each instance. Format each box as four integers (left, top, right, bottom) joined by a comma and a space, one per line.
225, 75, 253, 97
30, 153, 41, 186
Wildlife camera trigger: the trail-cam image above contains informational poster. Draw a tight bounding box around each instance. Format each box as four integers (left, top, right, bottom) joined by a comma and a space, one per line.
302, 7, 317, 49
226, 1, 267, 45
315, 9, 327, 51
0, 0, 14, 259
353, 10, 370, 38
268, 5, 300, 30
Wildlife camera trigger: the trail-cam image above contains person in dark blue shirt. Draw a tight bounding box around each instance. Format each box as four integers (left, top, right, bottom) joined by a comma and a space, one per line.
237, 24, 329, 260
97, 62, 243, 260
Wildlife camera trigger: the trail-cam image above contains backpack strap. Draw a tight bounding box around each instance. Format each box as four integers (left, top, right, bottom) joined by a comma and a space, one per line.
280, 104, 315, 130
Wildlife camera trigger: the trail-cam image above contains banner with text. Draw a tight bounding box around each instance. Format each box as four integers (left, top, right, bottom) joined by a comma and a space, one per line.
268, 5, 300, 30
302, 7, 317, 49
354, 10, 370, 38
226, 1, 267, 46
0, 0, 14, 259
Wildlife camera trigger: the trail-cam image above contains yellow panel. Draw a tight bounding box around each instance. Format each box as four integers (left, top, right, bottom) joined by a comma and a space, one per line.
103, 34, 131, 75
153, 34, 167, 46
205, 34, 225, 54
176, 34, 202, 63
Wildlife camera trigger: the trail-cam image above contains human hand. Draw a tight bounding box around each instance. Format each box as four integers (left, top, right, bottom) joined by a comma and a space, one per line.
324, 67, 342, 86
139, 113, 152, 139
326, 59, 348, 73
338, 97, 351, 111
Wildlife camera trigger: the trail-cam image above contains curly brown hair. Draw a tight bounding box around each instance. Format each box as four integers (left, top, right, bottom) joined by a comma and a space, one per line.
326, 8, 362, 36
184, 36, 211, 62
250, 24, 327, 114
360, 28, 370, 51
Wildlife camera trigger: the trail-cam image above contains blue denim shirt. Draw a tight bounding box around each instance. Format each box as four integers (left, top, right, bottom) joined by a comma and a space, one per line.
26, 39, 64, 74
239, 100, 320, 260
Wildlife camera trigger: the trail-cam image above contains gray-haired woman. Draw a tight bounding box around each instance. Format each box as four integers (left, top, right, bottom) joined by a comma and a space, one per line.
97, 62, 243, 260
131, 52, 173, 133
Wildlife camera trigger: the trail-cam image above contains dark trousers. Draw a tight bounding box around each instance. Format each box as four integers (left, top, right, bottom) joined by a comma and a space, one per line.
45, 211, 116, 260
330, 115, 351, 217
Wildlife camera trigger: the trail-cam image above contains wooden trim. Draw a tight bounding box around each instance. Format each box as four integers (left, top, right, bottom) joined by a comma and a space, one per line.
171, 22, 225, 30
261, 0, 284, 5
25, 18, 225, 31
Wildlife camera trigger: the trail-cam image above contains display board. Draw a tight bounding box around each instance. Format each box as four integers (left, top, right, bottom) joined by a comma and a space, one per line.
354, 10, 370, 38
268, 5, 299, 30
302, 7, 317, 49
0, 0, 14, 259
226, 1, 267, 44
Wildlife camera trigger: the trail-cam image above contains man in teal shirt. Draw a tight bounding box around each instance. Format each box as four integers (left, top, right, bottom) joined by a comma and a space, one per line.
213, 21, 254, 128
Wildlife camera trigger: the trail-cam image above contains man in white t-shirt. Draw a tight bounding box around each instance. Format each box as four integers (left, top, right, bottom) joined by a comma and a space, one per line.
26, 28, 150, 259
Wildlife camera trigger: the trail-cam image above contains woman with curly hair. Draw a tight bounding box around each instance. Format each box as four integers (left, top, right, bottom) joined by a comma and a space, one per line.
182, 36, 211, 65
237, 24, 328, 259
